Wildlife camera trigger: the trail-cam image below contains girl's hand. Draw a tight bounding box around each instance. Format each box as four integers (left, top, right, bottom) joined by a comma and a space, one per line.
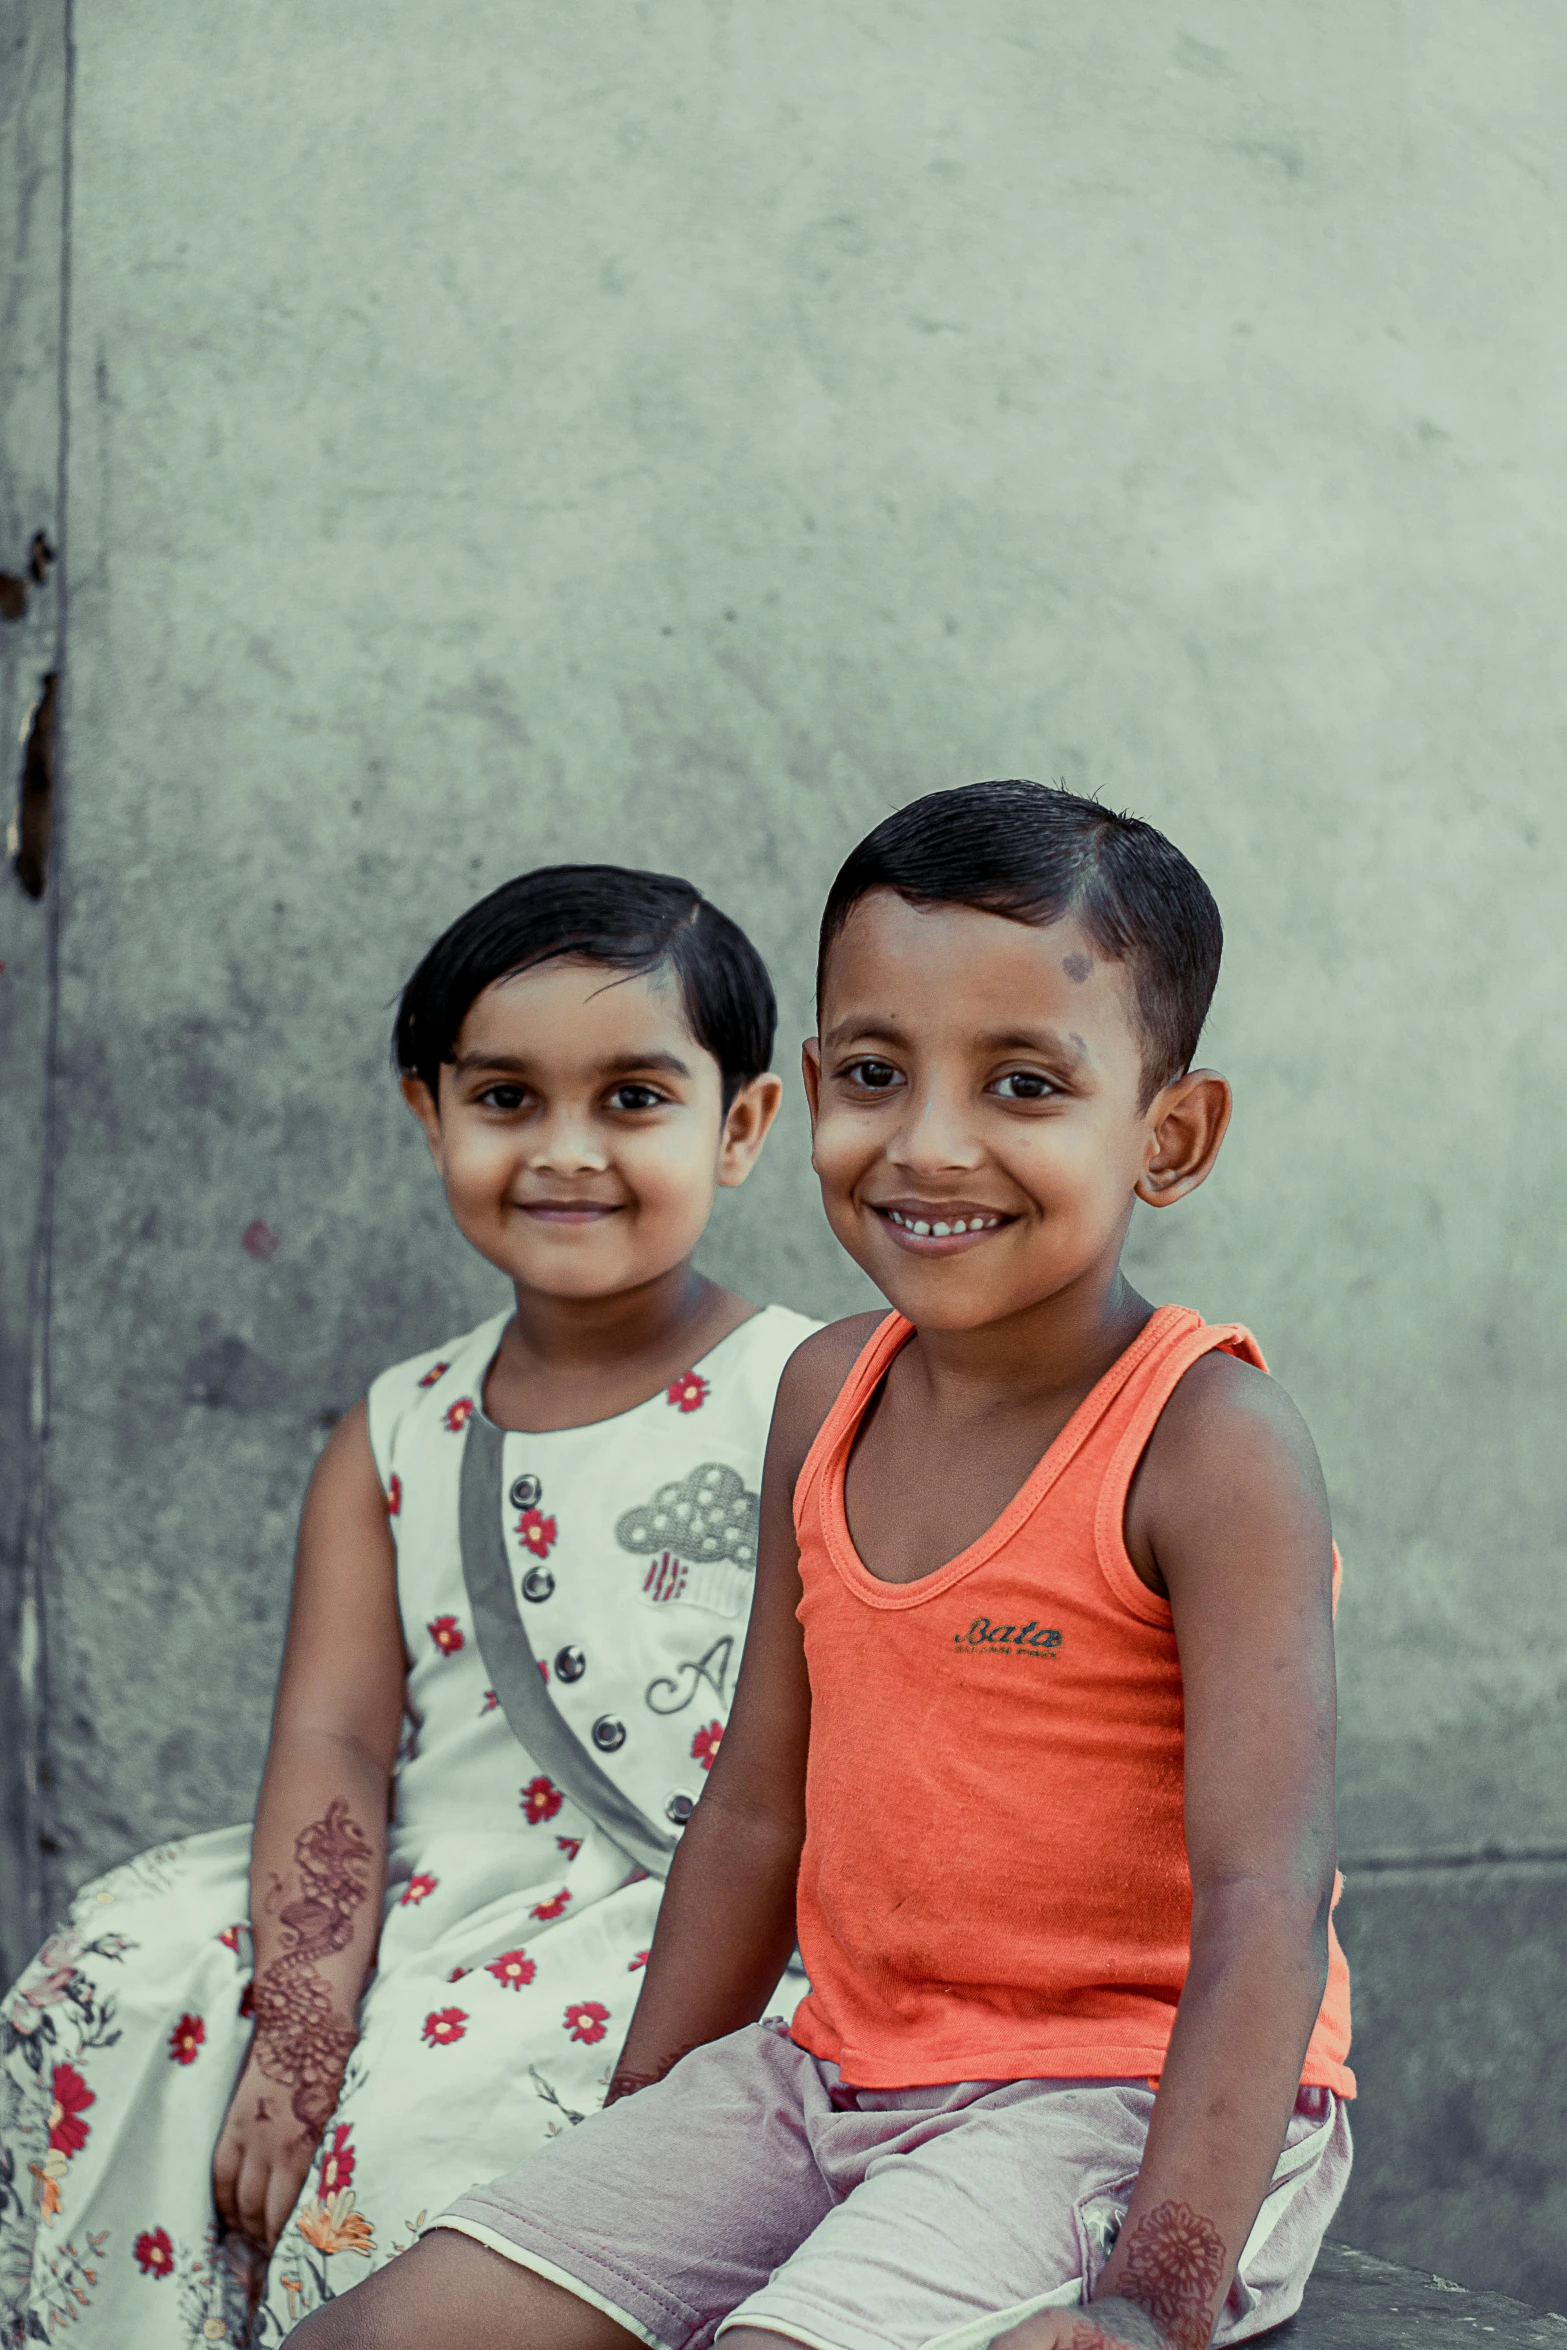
994, 2302, 1170, 2350
212, 2054, 323, 2253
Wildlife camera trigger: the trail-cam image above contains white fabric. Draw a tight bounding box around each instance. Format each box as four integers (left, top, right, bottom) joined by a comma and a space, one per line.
0, 1304, 815, 2345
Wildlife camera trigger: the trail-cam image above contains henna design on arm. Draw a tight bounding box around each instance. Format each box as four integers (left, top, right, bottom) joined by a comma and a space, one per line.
1108, 2201, 1227, 2350
250, 1800, 373, 2142
603, 2042, 702, 2105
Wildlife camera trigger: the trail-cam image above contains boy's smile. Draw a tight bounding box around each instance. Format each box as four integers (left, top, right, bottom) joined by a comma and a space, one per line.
874, 1201, 1011, 1253
805, 890, 1228, 1337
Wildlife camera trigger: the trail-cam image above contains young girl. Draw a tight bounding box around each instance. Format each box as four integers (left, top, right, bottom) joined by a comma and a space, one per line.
0, 865, 817, 2348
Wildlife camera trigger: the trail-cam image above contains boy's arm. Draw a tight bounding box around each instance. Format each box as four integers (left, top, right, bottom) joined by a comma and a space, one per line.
212, 1402, 406, 2252
1006, 1355, 1339, 2350
605, 1318, 875, 2102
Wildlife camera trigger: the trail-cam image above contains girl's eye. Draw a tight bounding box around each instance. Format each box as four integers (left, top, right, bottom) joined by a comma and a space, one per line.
845, 1059, 902, 1092
609, 1083, 667, 1113
991, 1071, 1058, 1101
478, 1084, 529, 1112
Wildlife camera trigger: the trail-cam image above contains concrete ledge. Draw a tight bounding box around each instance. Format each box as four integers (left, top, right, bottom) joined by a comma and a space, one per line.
1280, 2243, 1566, 2347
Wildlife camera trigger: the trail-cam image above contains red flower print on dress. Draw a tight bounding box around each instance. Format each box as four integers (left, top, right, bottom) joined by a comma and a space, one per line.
400, 1873, 437, 1907
667, 1371, 710, 1413
521, 1776, 563, 1825
486, 1948, 537, 1990
448, 1966, 471, 1983
515, 1507, 557, 1558
317, 2124, 357, 2190
530, 1889, 571, 1922
418, 1359, 451, 1388
443, 1397, 475, 1434
564, 2000, 610, 2045
428, 1614, 465, 1656
421, 2007, 468, 2047
628, 1949, 649, 1971
556, 1835, 583, 1861
168, 2013, 205, 2066
386, 1473, 402, 1518
47, 2063, 94, 2157
238, 1980, 255, 2019
480, 1689, 500, 1714
218, 1923, 244, 1953
134, 2226, 175, 2279
318, 2123, 356, 2197
691, 1720, 723, 1773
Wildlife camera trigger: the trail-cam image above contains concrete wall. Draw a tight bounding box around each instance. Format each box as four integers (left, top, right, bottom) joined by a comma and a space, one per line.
4, 0, 1565, 2307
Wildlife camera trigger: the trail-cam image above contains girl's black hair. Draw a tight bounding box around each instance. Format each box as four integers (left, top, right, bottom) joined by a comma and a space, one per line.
395, 864, 776, 1108
817, 781, 1223, 1104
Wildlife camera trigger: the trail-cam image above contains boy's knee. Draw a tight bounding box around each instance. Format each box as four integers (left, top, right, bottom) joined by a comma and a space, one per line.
289, 2303, 371, 2350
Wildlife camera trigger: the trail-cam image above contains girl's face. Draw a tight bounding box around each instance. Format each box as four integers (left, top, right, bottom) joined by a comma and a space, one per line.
403, 959, 780, 1302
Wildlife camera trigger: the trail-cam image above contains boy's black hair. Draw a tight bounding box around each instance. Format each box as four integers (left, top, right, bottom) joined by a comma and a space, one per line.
395, 864, 777, 1108
817, 781, 1223, 1104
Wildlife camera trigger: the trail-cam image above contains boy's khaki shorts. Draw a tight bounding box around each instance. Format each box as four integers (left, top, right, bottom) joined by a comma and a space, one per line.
433, 2022, 1351, 2350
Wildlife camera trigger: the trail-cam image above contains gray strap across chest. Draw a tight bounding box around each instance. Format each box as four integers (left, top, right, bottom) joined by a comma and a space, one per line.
458, 1411, 677, 1879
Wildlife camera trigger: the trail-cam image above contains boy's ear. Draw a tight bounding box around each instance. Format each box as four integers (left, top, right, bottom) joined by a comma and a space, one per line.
1135, 1070, 1232, 1208
400, 1073, 445, 1164
801, 1038, 822, 1128
716, 1072, 784, 1189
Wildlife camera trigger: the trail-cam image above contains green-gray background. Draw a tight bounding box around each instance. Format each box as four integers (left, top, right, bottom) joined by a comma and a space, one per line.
4, 0, 1565, 2309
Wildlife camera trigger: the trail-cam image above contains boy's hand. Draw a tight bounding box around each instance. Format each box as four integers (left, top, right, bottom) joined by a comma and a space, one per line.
212, 2053, 324, 2252
994, 2300, 1171, 2350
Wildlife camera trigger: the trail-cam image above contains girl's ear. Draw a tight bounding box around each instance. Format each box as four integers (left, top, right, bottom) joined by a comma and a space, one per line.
801, 1038, 822, 1128
716, 1073, 784, 1190
401, 1074, 445, 1165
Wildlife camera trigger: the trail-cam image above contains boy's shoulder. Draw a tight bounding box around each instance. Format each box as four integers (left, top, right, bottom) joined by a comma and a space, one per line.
770, 1310, 891, 1469
781, 1309, 889, 1390
1154, 1340, 1319, 1474
1128, 1334, 1330, 1582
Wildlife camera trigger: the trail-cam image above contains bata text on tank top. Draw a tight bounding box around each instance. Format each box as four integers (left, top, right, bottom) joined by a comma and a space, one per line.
787, 1304, 1354, 2097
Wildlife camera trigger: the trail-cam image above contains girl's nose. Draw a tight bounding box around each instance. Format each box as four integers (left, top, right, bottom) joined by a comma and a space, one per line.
527, 1109, 610, 1175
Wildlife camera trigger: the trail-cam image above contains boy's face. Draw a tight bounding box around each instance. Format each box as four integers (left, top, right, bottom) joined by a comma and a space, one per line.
805, 891, 1226, 1333
404, 960, 780, 1303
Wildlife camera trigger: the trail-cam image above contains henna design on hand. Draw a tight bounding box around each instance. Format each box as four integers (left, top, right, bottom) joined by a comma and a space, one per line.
1113, 2201, 1227, 2350
1065, 2306, 1163, 2350
250, 1800, 372, 2141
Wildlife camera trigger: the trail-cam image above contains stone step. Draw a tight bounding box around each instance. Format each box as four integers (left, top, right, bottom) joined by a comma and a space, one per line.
1282, 2243, 1567, 2347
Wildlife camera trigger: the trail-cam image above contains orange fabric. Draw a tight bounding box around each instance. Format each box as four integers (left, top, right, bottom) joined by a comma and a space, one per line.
789, 1305, 1354, 2097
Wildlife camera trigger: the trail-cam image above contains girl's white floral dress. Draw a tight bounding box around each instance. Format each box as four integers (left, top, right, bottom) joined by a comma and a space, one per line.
0, 1304, 815, 2346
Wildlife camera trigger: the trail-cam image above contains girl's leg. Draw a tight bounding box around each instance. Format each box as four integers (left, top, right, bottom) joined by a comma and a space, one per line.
291, 2230, 641, 2350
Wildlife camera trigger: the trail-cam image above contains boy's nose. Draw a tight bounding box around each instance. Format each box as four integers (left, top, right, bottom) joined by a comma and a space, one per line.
887, 1085, 983, 1173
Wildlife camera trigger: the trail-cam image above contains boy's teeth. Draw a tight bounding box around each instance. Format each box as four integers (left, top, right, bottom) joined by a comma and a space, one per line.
888, 1209, 997, 1235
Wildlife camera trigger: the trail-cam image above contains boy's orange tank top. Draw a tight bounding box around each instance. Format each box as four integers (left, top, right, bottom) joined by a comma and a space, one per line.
788, 1304, 1355, 2097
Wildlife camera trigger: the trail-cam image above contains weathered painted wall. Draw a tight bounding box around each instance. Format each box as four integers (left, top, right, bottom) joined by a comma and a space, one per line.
5, 0, 1566, 2305
0, 0, 67, 1968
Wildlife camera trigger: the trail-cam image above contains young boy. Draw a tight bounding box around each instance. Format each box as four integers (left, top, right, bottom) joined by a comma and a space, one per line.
300, 783, 1352, 2350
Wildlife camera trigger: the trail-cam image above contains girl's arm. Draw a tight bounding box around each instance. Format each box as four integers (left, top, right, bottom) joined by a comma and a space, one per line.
604, 1323, 868, 2101
213, 1400, 406, 2253
1005, 1357, 1340, 2350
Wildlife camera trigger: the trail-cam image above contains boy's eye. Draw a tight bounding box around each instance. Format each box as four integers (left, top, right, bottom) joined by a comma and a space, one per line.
608, 1083, 668, 1113
478, 1083, 530, 1112
990, 1070, 1059, 1102
844, 1059, 902, 1092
